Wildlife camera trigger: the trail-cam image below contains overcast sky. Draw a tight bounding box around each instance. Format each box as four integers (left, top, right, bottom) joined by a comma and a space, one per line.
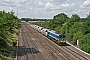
0, 0, 90, 19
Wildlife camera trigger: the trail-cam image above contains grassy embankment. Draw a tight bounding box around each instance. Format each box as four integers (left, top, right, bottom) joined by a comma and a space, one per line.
0, 28, 18, 60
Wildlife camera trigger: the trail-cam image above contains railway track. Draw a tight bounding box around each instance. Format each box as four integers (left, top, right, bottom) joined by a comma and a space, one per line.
18, 22, 44, 60
65, 45, 90, 59
60, 46, 89, 60
17, 22, 90, 60
24, 23, 45, 60
18, 23, 31, 60
18, 25, 27, 60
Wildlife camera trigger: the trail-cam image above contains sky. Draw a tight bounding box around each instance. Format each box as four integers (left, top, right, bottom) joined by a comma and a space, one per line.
0, 0, 90, 19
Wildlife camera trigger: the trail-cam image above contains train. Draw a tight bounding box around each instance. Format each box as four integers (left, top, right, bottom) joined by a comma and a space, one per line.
28, 22, 66, 44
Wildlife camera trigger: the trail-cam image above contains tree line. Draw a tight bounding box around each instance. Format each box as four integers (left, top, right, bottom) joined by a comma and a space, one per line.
0, 10, 20, 59
21, 18, 51, 22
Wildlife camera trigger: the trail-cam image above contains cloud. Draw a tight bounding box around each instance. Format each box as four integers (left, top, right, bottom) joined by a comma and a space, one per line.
61, 3, 75, 7
46, 2, 53, 8
46, 0, 67, 2
4, 0, 29, 4
38, 1, 43, 5
46, 0, 67, 5
80, 0, 90, 8
3, 0, 14, 3
45, 0, 75, 13
36, 1, 45, 8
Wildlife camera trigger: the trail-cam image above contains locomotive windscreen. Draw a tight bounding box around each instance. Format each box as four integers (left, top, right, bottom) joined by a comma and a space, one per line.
59, 35, 62, 38
63, 35, 65, 38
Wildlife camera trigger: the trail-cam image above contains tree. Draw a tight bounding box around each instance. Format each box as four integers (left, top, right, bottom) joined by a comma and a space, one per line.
65, 14, 82, 43
84, 14, 90, 33
49, 13, 69, 30
0, 10, 20, 49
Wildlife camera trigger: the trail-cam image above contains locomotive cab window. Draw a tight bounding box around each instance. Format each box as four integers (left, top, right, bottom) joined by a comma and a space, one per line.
63, 35, 65, 38
59, 35, 62, 38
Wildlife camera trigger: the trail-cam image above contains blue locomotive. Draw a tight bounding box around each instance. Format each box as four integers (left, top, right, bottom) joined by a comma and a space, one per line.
47, 30, 66, 44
